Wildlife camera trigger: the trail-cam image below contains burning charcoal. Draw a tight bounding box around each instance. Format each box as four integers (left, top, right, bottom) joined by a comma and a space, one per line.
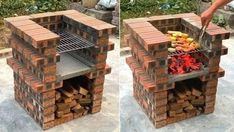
169, 54, 202, 74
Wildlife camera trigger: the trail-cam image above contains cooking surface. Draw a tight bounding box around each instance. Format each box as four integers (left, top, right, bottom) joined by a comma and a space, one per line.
56, 53, 95, 81
168, 48, 204, 56
56, 31, 95, 53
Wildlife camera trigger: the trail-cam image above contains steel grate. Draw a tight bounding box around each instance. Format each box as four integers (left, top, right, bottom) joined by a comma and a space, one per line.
168, 48, 205, 56
56, 31, 94, 53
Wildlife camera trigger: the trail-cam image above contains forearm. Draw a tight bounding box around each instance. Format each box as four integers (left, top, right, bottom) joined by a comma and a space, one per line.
209, 0, 231, 13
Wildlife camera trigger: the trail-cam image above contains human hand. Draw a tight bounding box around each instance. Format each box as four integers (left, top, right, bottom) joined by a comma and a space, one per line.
200, 8, 214, 27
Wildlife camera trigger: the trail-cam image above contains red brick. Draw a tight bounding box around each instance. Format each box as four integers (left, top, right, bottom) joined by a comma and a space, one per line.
40, 90, 56, 100
206, 79, 218, 88
92, 100, 102, 107
205, 94, 216, 102
91, 85, 104, 94
93, 76, 105, 86
95, 53, 107, 62
155, 120, 167, 128
155, 91, 167, 100
43, 105, 56, 115
54, 10, 79, 15
95, 62, 106, 69
10, 20, 36, 27
155, 77, 168, 84
205, 101, 215, 108
218, 67, 225, 78
42, 121, 54, 130
156, 98, 167, 107
4, 15, 31, 22
156, 113, 167, 122
42, 47, 57, 56
204, 106, 215, 114
206, 28, 230, 41
92, 92, 103, 100
42, 64, 56, 74
91, 105, 102, 113
155, 106, 167, 115
107, 41, 115, 51
221, 45, 228, 56
43, 114, 55, 123
31, 33, 59, 48
128, 22, 153, 29
143, 56, 155, 69
205, 87, 217, 95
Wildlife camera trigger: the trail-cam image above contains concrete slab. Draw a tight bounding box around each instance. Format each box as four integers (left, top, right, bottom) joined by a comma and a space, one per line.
57, 53, 94, 81
120, 37, 234, 132
0, 36, 119, 132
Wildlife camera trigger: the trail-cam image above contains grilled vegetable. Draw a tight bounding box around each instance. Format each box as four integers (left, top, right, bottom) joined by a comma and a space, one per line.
168, 48, 176, 52
167, 31, 200, 52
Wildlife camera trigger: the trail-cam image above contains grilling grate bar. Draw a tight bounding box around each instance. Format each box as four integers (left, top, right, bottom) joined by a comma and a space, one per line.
168, 48, 204, 56
56, 31, 95, 53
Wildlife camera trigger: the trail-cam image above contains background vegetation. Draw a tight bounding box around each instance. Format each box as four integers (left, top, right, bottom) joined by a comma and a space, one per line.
0, 0, 68, 18
0, 0, 69, 48
121, 0, 198, 21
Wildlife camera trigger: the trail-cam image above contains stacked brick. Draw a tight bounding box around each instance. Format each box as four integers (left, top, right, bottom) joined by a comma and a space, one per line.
112, 0, 119, 34
124, 13, 230, 128
4, 10, 115, 130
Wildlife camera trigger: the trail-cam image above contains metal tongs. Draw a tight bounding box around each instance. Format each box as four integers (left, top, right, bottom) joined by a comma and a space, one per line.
189, 24, 208, 45
198, 24, 208, 44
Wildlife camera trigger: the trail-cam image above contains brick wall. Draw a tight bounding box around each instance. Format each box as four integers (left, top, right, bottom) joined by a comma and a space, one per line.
124, 13, 230, 128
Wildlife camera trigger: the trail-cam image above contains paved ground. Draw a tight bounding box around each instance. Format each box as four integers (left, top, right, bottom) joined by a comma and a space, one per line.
0, 36, 119, 132
120, 37, 234, 132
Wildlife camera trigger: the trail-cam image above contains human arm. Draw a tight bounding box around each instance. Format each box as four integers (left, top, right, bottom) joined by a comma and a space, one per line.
201, 0, 231, 26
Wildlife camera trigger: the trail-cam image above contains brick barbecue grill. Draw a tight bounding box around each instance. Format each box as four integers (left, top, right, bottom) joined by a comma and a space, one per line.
124, 13, 230, 128
4, 10, 115, 130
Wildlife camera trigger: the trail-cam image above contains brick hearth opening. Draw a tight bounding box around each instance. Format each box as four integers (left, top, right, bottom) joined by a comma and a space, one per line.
4, 10, 115, 130
124, 13, 230, 128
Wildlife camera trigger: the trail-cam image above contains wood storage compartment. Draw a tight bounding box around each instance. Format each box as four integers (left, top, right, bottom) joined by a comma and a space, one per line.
167, 78, 205, 121
124, 13, 229, 128
5, 10, 115, 130
55, 76, 95, 124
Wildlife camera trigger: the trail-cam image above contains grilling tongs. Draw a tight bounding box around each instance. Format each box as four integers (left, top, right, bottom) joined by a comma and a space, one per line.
190, 23, 208, 45
198, 24, 208, 44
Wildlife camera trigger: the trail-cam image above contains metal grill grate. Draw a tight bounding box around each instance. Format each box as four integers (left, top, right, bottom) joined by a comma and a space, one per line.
56, 31, 94, 53
168, 48, 204, 56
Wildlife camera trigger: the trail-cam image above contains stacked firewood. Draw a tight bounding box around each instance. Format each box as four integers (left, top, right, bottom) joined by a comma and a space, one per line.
167, 80, 205, 118
55, 81, 91, 118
